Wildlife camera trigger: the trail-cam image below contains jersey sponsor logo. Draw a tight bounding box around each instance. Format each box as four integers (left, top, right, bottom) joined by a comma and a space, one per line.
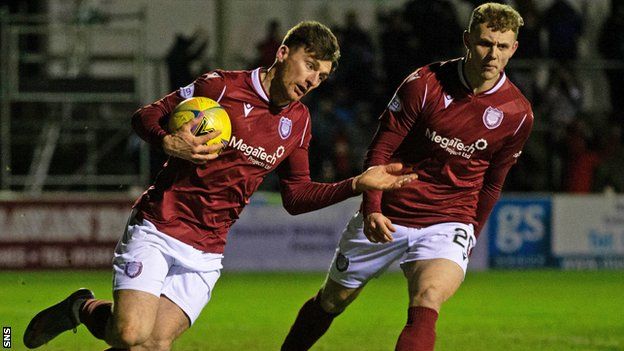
444, 94, 453, 109
425, 128, 488, 159
474, 138, 488, 150
229, 135, 286, 169
388, 94, 402, 112
124, 261, 143, 278
483, 106, 504, 129
179, 83, 194, 98
278, 116, 292, 139
243, 103, 254, 117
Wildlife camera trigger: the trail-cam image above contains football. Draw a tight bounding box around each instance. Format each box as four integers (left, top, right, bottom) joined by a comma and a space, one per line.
168, 96, 232, 153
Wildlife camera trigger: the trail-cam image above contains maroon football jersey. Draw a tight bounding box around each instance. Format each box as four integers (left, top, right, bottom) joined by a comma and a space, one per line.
132, 68, 355, 253
363, 59, 533, 236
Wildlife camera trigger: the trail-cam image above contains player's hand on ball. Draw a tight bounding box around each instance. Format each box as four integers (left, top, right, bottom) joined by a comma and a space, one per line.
364, 212, 395, 243
352, 163, 417, 192
163, 119, 224, 164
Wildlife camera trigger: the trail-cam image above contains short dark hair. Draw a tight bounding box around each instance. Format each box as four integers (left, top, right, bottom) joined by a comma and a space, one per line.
282, 21, 340, 72
468, 2, 524, 37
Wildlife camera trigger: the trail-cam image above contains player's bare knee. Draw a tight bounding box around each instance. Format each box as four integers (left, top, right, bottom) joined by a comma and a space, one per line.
413, 285, 446, 310
318, 295, 346, 314
138, 338, 173, 351
115, 323, 151, 347
319, 285, 359, 314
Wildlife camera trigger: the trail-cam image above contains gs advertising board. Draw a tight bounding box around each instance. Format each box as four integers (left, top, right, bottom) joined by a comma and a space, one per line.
488, 197, 552, 268
553, 194, 624, 269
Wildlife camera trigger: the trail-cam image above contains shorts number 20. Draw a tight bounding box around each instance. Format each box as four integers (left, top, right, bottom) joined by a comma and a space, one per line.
452, 228, 474, 259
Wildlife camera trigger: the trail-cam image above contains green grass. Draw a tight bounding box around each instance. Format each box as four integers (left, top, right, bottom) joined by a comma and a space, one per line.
1, 270, 623, 350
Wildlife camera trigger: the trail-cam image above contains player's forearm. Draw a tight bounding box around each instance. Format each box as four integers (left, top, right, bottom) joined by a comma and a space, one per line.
361, 128, 402, 215
474, 165, 509, 235
280, 178, 355, 215
131, 106, 169, 146
474, 185, 500, 236
132, 91, 182, 146
362, 190, 382, 216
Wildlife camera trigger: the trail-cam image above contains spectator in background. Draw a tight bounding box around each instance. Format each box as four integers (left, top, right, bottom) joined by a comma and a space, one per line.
378, 9, 416, 99
509, 0, 543, 102
598, 1, 624, 116
539, 64, 582, 128
543, 0, 583, 62
514, 0, 542, 59
537, 64, 583, 190
346, 102, 377, 172
148, 28, 210, 180
166, 28, 209, 91
562, 119, 601, 193
402, 0, 463, 66
255, 19, 282, 68
309, 97, 339, 181
333, 10, 375, 103
594, 124, 624, 192
333, 130, 352, 180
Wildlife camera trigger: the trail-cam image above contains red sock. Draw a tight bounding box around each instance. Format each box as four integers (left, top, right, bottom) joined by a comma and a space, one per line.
79, 299, 113, 340
395, 306, 439, 351
281, 294, 338, 351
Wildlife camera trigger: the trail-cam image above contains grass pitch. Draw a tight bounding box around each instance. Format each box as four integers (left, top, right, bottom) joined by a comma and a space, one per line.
1, 270, 622, 350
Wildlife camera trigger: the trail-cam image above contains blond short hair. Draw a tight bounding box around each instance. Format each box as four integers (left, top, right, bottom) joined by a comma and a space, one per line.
468, 2, 524, 37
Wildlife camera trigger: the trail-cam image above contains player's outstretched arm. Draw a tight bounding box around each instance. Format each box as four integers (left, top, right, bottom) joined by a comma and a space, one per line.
162, 119, 224, 164
352, 163, 417, 192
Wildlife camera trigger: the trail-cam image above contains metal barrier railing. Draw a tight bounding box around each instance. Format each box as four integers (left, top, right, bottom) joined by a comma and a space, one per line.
0, 9, 151, 193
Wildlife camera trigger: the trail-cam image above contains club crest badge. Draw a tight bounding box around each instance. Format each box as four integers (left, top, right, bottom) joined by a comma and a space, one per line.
124, 261, 143, 278
482, 106, 504, 129
279, 116, 292, 139
335, 253, 349, 272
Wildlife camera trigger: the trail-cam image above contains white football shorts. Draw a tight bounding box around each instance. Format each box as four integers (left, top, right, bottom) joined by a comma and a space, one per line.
328, 212, 476, 289
112, 211, 223, 324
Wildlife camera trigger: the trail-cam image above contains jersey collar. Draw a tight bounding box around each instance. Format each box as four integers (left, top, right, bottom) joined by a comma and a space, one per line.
458, 59, 506, 95
251, 68, 270, 102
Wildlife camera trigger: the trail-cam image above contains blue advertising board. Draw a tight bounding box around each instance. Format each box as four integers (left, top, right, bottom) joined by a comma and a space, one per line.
488, 197, 552, 268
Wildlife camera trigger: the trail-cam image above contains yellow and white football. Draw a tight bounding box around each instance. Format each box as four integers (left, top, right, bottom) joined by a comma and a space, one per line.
168, 97, 232, 154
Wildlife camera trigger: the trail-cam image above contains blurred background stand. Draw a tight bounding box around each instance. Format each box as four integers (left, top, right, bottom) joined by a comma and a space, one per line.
0, 4, 151, 194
